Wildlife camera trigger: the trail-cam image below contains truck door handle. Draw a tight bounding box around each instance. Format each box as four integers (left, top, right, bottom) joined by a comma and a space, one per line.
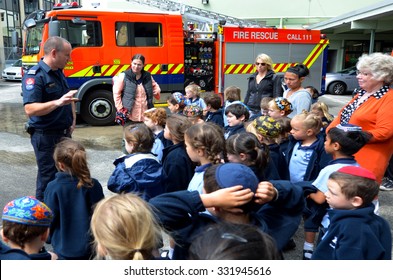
161, 64, 168, 71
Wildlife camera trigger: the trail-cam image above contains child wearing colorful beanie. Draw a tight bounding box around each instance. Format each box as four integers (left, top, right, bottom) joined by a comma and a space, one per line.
267, 97, 293, 120
167, 92, 186, 115
312, 166, 392, 260
183, 104, 204, 124
1, 196, 56, 260
247, 116, 289, 180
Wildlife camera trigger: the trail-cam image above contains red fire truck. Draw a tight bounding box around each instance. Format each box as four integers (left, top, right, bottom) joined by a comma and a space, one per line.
22, 1, 328, 125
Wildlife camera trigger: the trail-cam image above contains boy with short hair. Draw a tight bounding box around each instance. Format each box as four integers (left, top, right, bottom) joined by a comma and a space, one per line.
248, 96, 273, 121
224, 103, 250, 139
1, 196, 56, 260
312, 166, 392, 260
149, 162, 305, 259
203, 92, 224, 127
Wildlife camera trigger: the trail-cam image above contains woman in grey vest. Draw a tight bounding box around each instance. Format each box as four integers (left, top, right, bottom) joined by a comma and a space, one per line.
113, 54, 161, 125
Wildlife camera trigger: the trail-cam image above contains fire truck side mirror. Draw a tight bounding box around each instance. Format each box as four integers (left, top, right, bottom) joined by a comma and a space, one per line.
24, 18, 36, 29
49, 21, 60, 37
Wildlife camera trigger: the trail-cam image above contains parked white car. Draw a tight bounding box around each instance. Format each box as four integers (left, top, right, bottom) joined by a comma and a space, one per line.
2, 59, 22, 81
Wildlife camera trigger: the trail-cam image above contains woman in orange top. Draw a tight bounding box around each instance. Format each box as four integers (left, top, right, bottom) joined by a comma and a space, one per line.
328, 52, 393, 183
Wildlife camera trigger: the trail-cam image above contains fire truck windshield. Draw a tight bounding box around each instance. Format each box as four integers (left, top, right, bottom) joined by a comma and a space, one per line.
24, 20, 102, 56
25, 24, 44, 55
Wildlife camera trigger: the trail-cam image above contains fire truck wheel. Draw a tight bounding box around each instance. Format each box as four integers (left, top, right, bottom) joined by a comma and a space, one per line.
81, 89, 116, 126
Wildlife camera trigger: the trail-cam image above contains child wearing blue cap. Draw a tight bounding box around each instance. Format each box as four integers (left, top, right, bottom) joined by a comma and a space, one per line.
1, 196, 56, 260
149, 162, 305, 259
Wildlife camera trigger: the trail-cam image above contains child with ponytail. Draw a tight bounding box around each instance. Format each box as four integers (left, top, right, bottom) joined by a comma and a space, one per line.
44, 138, 104, 260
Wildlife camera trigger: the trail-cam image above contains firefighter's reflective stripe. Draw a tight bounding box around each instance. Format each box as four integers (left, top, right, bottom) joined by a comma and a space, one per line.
224, 39, 329, 74
68, 64, 184, 77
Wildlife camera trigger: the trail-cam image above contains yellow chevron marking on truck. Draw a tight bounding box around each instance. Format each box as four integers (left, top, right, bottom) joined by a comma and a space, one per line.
69, 66, 93, 77
303, 39, 329, 69
104, 65, 120, 76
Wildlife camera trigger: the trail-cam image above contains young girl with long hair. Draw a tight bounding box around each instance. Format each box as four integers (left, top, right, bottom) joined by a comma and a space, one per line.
185, 122, 226, 194
44, 138, 104, 260
225, 132, 271, 181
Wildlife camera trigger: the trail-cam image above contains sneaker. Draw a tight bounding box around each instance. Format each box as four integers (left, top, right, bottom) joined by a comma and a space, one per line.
303, 249, 313, 260
380, 177, 393, 191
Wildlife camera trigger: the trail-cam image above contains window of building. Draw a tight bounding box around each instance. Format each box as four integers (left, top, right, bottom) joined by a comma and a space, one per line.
25, 0, 39, 14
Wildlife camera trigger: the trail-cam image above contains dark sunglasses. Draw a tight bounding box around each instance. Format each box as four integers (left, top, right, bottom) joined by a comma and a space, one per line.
255, 62, 267, 66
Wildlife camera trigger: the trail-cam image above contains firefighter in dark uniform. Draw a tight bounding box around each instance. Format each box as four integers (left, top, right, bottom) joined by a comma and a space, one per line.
22, 36, 77, 201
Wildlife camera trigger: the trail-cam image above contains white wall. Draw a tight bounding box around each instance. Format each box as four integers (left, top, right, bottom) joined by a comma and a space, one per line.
84, 0, 383, 28
184, 0, 382, 18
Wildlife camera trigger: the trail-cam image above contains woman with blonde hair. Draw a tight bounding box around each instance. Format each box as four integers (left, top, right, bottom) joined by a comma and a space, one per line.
245, 53, 283, 117
91, 193, 163, 260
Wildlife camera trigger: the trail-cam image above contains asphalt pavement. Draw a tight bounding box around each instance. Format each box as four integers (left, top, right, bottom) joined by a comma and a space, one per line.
0, 80, 392, 260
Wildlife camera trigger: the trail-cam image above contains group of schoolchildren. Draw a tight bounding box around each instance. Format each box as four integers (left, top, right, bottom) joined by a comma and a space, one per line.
1, 84, 392, 261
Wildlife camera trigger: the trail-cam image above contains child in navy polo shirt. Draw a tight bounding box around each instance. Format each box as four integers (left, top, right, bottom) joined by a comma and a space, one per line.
286, 111, 332, 183
312, 166, 392, 260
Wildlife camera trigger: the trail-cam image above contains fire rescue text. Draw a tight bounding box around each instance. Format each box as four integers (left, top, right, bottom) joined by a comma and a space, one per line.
233, 31, 313, 41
